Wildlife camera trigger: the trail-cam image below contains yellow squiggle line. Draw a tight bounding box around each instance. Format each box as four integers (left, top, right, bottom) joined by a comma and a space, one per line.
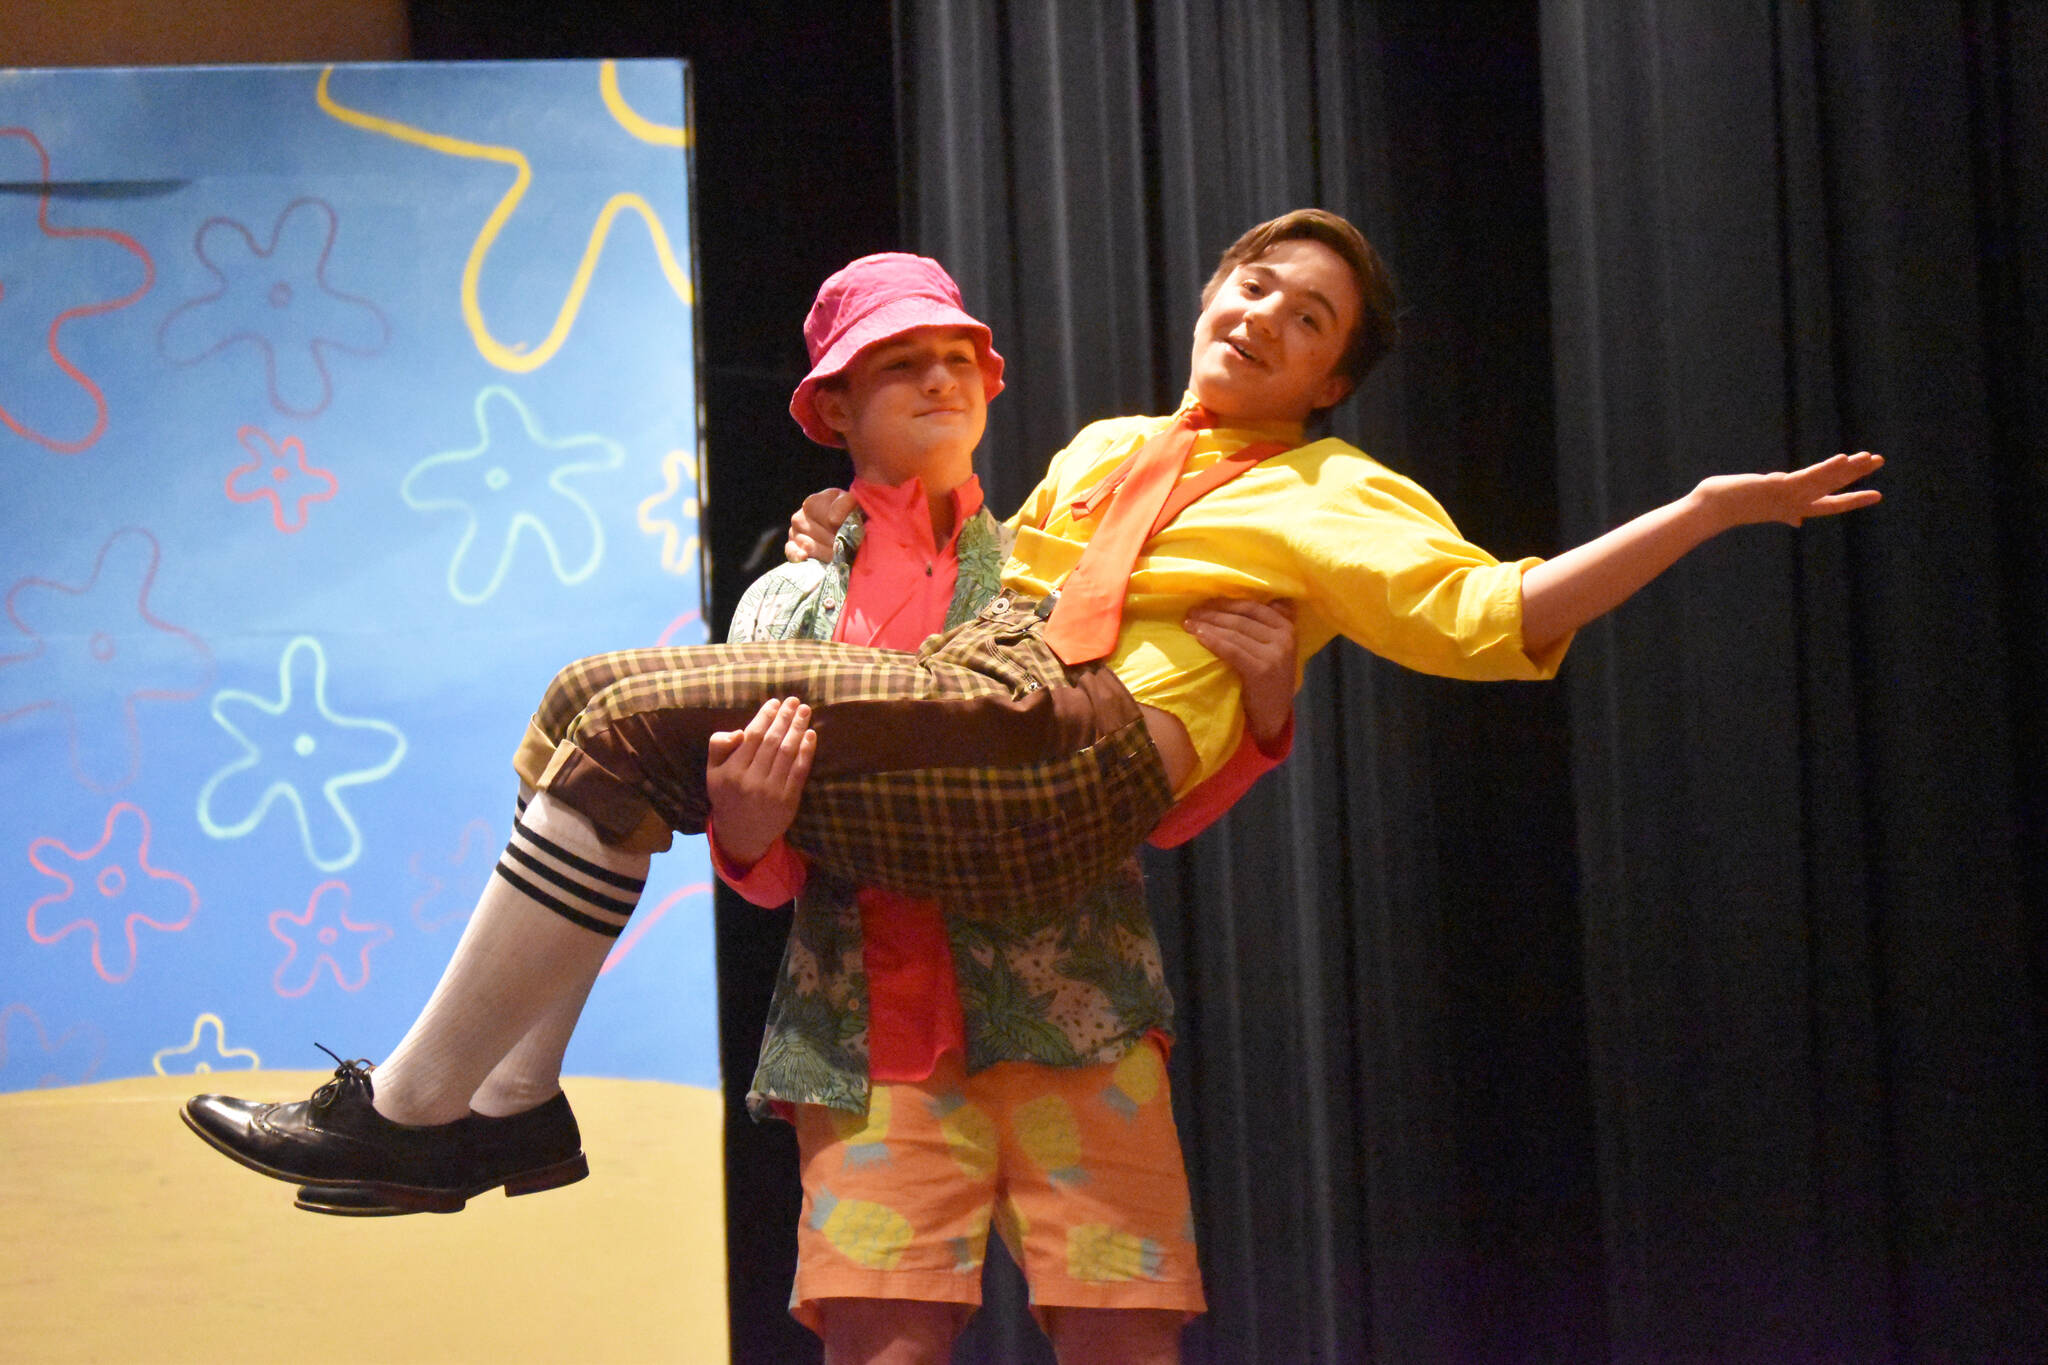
601, 60, 690, 147
315, 66, 692, 374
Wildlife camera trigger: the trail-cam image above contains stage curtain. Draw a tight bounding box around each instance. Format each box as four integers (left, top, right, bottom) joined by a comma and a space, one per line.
1542, 0, 2047, 1357
897, 1, 2046, 1361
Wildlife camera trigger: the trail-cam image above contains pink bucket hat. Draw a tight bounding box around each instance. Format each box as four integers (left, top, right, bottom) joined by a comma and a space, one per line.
789, 252, 1005, 447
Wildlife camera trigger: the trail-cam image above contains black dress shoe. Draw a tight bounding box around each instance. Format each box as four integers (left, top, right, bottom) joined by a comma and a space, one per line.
183, 1046, 475, 1210
291, 1091, 588, 1216
291, 1184, 415, 1217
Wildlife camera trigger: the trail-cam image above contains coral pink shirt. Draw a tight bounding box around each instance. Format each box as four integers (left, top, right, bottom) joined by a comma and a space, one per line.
830, 475, 978, 1081
714, 475, 979, 1083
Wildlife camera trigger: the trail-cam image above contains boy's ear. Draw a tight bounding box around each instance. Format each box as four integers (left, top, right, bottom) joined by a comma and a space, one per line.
813, 385, 854, 438
1313, 370, 1353, 413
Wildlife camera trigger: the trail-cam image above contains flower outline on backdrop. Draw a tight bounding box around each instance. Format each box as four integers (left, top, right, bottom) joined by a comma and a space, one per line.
407, 816, 497, 932
152, 1012, 261, 1075
224, 426, 339, 533
315, 61, 692, 374
157, 197, 389, 418
0, 528, 213, 793
637, 447, 703, 574
26, 802, 201, 984
269, 879, 393, 997
196, 635, 407, 873
0, 126, 156, 455
0, 1003, 106, 1091
401, 385, 623, 605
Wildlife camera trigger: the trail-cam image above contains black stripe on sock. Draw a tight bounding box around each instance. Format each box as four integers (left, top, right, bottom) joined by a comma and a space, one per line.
493, 865, 626, 939
512, 815, 647, 894
501, 841, 640, 919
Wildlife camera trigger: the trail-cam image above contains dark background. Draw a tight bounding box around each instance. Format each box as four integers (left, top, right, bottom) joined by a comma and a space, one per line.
411, 3, 2046, 1362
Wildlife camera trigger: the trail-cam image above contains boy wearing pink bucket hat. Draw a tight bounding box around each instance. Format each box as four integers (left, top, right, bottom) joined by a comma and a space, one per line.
710, 251, 1299, 1359
175, 250, 1293, 1355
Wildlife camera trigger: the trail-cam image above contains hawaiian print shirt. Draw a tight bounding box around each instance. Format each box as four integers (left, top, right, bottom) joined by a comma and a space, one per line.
728, 504, 1177, 1116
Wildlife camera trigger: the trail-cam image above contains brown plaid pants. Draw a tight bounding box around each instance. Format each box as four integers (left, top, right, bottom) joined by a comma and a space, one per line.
515, 594, 1174, 914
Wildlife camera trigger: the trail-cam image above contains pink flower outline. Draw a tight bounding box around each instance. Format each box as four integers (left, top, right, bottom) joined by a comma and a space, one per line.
0, 127, 156, 455
0, 1003, 106, 1090
0, 528, 215, 793
407, 816, 497, 932
269, 880, 393, 997
25, 802, 200, 984
224, 425, 339, 533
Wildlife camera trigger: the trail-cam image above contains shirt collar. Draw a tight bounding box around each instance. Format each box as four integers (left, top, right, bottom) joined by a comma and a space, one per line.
849, 473, 985, 551
1174, 390, 1305, 448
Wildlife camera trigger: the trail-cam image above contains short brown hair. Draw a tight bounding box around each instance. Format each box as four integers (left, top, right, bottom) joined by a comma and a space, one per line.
1201, 208, 1399, 408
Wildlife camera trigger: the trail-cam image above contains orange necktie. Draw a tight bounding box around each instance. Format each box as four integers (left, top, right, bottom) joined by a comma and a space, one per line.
1041, 406, 1208, 665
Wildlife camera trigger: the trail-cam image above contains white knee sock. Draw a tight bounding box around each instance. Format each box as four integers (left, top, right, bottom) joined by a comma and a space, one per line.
466, 974, 597, 1118
466, 782, 599, 1119
370, 793, 648, 1126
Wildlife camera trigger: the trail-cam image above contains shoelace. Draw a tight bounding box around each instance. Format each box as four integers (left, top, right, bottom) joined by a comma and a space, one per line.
310, 1042, 376, 1111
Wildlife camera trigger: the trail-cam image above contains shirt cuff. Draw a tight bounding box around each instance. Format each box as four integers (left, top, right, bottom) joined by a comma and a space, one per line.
1146, 713, 1292, 849
706, 821, 808, 907
1251, 710, 1294, 761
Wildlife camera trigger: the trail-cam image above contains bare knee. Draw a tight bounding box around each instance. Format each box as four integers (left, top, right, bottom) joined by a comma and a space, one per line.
818, 1297, 968, 1365
1044, 1306, 1183, 1365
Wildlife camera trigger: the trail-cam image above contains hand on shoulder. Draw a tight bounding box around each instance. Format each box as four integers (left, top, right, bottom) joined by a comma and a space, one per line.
786, 488, 855, 566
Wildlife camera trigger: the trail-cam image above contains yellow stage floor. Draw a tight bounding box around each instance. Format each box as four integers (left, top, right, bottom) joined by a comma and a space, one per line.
1, 1072, 729, 1364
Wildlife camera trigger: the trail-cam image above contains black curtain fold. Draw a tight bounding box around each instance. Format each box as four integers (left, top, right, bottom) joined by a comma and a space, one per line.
898, 1, 2045, 1361
1545, 1, 2047, 1356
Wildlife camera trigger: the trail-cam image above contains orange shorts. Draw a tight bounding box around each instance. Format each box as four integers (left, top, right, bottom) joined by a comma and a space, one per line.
789, 1044, 1205, 1332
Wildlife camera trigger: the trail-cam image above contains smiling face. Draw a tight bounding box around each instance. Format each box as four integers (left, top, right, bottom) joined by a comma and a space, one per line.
813, 326, 989, 488
1187, 237, 1364, 428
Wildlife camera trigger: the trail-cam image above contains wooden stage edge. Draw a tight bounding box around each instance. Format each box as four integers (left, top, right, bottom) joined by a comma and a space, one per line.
1, 1072, 730, 1364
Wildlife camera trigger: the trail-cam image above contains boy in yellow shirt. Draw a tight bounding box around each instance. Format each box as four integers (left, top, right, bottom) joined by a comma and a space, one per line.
182, 211, 1880, 1278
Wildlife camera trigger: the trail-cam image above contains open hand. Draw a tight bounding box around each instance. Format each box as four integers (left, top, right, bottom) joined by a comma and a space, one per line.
706, 697, 816, 866
1185, 597, 1298, 746
1697, 451, 1884, 530
785, 488, 856, 565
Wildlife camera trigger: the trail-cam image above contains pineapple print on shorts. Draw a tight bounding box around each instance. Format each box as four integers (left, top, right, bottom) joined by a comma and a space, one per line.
1013, 1093, 1089, 1187
810, 1188, 915, 1270
927, 1089, 998, 1181
1068, 1223, 1166, 1283
830, 1083, 893, 1168
1101, 1042, 1164, 1119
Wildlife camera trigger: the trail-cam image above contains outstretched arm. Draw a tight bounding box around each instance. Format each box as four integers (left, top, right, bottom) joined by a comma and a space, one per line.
1520, 452, 1884, 655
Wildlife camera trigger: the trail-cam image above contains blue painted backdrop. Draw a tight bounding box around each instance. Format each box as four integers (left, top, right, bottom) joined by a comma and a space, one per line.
0, 60, 715, 1095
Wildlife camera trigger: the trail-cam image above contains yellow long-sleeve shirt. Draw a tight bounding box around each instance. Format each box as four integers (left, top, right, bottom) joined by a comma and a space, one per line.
1001, 401, 1570, 790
